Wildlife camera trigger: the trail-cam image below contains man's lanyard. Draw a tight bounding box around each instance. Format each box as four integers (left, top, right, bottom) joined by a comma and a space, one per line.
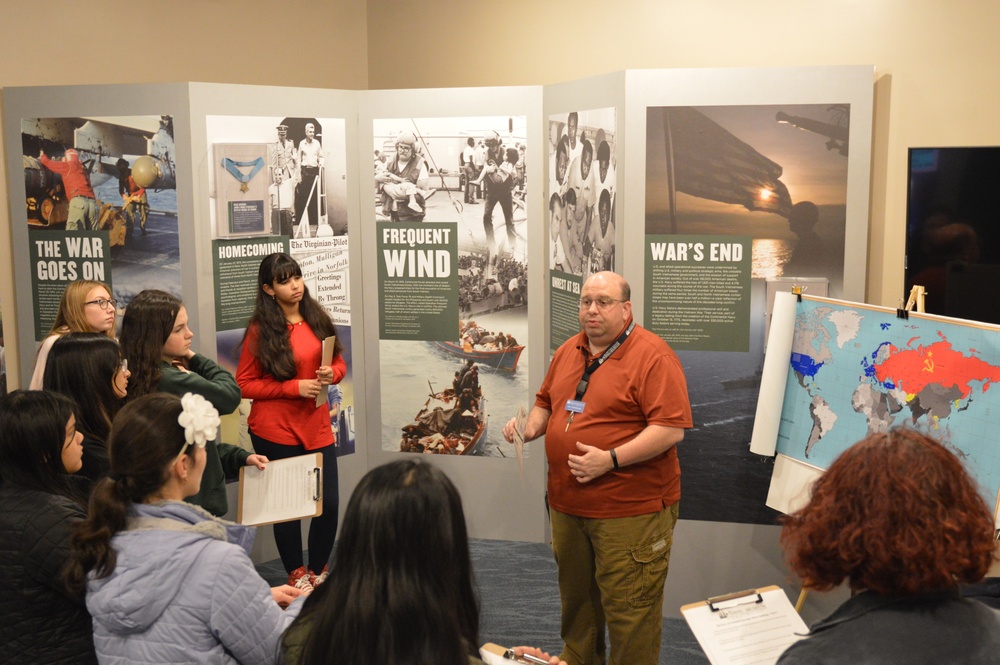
565, 319, 636, 431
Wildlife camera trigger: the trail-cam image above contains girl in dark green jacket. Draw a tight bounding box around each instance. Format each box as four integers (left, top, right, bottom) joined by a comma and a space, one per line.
120, 289, 266, 516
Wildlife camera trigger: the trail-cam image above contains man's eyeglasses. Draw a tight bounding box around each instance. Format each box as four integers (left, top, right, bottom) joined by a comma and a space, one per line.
579, 298, 626, 311
83, 298, 118, 311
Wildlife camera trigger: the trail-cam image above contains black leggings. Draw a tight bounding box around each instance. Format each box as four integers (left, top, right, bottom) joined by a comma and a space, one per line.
249, 431, 339, 573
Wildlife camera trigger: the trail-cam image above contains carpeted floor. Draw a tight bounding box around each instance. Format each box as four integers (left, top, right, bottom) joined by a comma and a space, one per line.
256, 539, 709, 664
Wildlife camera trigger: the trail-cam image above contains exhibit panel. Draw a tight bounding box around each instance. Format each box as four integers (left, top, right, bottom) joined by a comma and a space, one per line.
621, 66, 874, 523
359, 85, 548, 542
3, 84, 195, 377
187, 83, 368, 510
620, 65, 874, 616
542, 71, 626, 353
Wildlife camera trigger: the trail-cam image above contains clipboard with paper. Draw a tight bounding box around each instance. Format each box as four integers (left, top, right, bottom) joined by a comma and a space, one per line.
237, 452, 323, 526
680, 585, 808, 665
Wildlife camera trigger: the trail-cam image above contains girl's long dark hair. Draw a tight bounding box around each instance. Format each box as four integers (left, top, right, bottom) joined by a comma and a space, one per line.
0, 390, 86, 506
64, 393, 188, 598
119, 289, 182, 400
240, 253, 340, 380
42, 333, 125, 442
286, 459, 480, 665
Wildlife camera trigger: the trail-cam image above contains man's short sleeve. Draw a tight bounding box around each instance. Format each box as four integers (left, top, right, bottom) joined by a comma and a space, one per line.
636, 350, 693, 429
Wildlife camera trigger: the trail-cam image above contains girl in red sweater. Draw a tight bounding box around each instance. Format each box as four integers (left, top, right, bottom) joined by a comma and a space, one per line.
236, 253, 345, 591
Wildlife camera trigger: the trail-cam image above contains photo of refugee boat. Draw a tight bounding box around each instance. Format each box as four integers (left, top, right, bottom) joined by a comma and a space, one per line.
434, 320, 524, 372
434, 340, 523, 372
399, 373, 488, 455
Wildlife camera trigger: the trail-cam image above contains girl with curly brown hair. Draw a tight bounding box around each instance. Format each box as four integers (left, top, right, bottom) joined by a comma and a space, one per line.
778, 429, 1000, 664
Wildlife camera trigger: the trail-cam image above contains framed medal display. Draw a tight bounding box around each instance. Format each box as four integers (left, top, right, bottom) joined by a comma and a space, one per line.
214, 142, 270, 238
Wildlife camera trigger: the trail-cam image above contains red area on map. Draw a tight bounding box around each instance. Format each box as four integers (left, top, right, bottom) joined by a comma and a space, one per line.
874, 340, 1000, 398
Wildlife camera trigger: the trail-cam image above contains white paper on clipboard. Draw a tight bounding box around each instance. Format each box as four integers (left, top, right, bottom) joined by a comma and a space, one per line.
681, 585, 809, 665
237, 453, 322, 526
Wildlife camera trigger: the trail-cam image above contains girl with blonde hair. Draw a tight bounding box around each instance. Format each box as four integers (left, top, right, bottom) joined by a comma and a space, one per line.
29, 279, 117, 389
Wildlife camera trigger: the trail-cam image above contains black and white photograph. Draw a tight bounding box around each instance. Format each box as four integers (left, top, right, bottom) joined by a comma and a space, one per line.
208, 117, 348, 240
374, 116, 530, 458
548, 108, 617, 278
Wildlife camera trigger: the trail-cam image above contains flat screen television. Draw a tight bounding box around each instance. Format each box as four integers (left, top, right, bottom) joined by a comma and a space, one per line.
905, 147, 1000, 324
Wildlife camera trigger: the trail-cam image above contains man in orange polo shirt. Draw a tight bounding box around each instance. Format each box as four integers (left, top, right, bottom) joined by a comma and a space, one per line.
504, 271, 692, 665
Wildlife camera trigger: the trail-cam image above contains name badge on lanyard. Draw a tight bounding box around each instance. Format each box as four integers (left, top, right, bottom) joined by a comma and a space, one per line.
565, 399, 585, 431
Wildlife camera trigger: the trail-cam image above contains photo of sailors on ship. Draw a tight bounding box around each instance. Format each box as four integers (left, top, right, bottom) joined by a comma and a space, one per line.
268, 118, 348, 239
375, 116, 530, 458
20, 115, 182, 316
548, 108, 617, 279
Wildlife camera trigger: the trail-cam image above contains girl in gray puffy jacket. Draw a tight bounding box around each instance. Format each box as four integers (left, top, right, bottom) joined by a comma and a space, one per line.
65, 392, 305, 665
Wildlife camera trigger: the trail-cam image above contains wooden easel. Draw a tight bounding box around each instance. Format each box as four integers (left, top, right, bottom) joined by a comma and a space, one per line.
901, 284, 927, 314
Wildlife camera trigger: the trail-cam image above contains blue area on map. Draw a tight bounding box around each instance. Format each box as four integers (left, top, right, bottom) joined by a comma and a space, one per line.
872, 342, 893, 359
861, 352, 894, 388
880, 322, 891, 330
790, 352, 823, 378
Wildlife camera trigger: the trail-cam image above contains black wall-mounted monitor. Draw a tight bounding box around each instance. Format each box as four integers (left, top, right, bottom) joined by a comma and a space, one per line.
906, 147, 1000, 324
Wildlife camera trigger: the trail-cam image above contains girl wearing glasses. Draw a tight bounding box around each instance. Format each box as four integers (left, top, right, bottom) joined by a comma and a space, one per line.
237, 253, 344, 592
120, 289, 267, 517
30, 279, 118, 390
65, 393, 304, 665
42, 333, 130, 483
0, 390, 96, 665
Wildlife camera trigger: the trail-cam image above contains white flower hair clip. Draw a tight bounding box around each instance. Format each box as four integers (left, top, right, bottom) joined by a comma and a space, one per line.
177, 392, 220, 447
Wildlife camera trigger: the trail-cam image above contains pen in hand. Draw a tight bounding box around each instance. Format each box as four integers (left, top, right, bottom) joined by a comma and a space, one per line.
505, 649, 548, 665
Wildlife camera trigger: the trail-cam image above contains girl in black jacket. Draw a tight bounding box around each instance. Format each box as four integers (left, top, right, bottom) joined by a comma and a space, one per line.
0, 390, 97, 665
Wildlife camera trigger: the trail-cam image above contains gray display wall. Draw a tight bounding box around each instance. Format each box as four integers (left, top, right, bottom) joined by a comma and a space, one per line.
3, 67, 873, 620
357, 85, 548, 542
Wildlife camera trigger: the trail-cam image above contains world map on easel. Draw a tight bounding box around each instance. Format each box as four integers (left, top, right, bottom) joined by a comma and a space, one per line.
775, 296, 1000, 509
